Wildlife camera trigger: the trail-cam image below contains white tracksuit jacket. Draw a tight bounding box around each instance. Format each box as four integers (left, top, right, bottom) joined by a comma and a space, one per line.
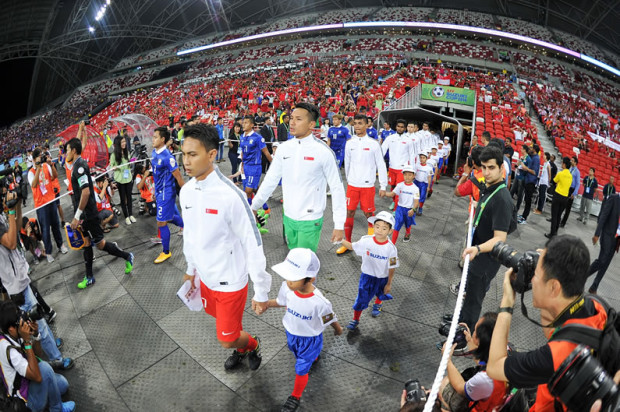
345, 134, 388, 190
252, 134, 346, 230
180, 167, 271, 302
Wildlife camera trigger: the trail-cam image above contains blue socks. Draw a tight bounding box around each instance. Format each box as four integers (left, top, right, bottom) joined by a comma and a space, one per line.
171, 213, 184, 228
160, 225, 170, 254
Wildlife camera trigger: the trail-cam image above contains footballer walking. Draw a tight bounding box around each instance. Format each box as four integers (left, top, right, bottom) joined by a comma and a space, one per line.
180, 124, 271, 371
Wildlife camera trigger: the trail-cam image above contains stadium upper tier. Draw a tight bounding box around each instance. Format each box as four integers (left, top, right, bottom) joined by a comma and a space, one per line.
114, 7, 618, 72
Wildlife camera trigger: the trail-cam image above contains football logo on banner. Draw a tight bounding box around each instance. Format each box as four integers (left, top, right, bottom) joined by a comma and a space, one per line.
432, 86, 445, 98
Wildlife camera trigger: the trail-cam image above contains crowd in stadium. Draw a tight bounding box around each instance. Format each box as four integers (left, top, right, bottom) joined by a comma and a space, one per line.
0, 6, 619, 412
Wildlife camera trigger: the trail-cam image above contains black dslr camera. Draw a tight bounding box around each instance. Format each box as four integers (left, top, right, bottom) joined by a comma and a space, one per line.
549, 345, 619, 412
404, 379, 427, 403
438, 319, 468, 349
19, 304, 44, 324
490, 242, 540, 294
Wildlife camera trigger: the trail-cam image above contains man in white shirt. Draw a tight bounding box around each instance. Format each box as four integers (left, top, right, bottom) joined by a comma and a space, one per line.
336, 114, 388, 255
180, 124, 271, 371
252, 103, 346, 252
382, 119, 415, 211
406, 121, 422, 161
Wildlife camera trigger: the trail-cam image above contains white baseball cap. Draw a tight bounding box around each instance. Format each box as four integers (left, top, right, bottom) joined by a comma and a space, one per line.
419, 152, 428, 157
368, 211, 396, 228
272, 248, 320, 281
444, 137, 450, 141
438, 141, 443, 145
431, 145, 438, 150
402, 165, 416, 174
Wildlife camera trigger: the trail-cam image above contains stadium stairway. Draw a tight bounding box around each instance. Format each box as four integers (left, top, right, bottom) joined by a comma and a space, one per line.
512, 81, 560, 160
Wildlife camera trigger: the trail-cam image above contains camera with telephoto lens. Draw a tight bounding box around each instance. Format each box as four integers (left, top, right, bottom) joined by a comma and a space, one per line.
549, 344, 619, 412
0, 168, 28, 209
439, 321, 468, 349
404, 379, 428, 403
18, 304, 44, 324
490, 242, 540, 294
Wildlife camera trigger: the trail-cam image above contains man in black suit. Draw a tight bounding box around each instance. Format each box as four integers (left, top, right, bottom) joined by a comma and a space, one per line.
588, 193, 620, 293
260, 116, 276, 174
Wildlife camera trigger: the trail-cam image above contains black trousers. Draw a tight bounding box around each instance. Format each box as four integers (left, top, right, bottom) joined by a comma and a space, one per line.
228, 150, 240, 183
550, 192, 569, 235
460, 255, 502, 331
589, 234, 617, 291
522, 182, 536, 220
117, 182, 133, 218
560, 188, 575, 226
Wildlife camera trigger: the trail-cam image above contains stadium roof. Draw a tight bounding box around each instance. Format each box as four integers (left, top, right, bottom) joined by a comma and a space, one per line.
1, 0, 619, 119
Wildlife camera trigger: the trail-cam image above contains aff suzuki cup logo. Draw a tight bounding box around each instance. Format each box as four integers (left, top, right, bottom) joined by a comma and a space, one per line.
432, 86, 445, 98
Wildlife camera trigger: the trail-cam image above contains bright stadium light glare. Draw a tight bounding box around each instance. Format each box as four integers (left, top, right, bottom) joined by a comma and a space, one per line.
176, 21, 618, 77
106, 0, 111, 4
88, 26, 95, 33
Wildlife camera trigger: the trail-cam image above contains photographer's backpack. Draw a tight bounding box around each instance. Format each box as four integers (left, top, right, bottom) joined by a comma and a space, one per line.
548, 294, 620, 378
0, 335, 29, 412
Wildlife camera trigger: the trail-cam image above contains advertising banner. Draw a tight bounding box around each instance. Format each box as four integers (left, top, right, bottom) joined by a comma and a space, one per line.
421, 84, 476, 106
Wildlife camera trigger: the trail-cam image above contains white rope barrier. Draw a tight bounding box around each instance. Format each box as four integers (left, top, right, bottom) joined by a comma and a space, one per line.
423, 204, 476, 412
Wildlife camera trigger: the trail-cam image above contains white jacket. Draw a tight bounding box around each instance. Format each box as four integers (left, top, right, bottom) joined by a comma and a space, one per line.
381, 133, 414, 170
180, 168, 271, 302
345, 135, 388, 190
252, 134, 347, 230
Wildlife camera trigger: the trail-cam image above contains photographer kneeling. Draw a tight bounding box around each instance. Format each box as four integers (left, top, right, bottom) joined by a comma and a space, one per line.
438, 312, 507, 412
0, 300, 75, 411
487, 235, 609, 411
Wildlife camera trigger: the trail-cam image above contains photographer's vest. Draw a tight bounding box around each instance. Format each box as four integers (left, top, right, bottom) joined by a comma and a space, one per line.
29, 165, 55, 208
136, 174, 155, 203
94, 186, 111, 212
532, 298, 607, 412
470, 379, 506, 412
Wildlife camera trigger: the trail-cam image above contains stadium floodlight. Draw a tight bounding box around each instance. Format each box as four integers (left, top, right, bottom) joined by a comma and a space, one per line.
106, 0, 111, 4
88, 26, 95, 33
175, 21, 618, 77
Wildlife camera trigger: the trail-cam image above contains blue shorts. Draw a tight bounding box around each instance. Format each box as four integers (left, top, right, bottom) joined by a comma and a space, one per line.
437, 158, 444, 170
353, 273, 389, 311
394, 205, 416, 231
414, 180, 428, 204
156, 192, 178, 222
243, 165, 262, 190
333, 147, 345, 168
286, 331, 323, 375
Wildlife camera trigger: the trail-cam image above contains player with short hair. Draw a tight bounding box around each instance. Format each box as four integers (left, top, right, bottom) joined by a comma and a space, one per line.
336, 114, 387, 255
326, 114, 351, 168
180, 123, 271, 372
382, 118, 415, 211
151, 126, 185, 264
65, 138, 134, 289
240, 115, 272, 212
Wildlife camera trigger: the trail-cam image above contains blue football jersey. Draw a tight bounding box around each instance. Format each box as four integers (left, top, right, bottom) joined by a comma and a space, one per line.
367, 127, 379, 140
152, 148, 178, 194
381, 129, 396, 141
240, 131, 266, 166
327, 126, 350, 149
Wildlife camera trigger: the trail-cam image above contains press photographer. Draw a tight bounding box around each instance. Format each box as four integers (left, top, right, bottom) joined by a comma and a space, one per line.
0, 191, 74, 373
486, 235, 620, 412
438, 312, 507, 412
0, 300, 76, 412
